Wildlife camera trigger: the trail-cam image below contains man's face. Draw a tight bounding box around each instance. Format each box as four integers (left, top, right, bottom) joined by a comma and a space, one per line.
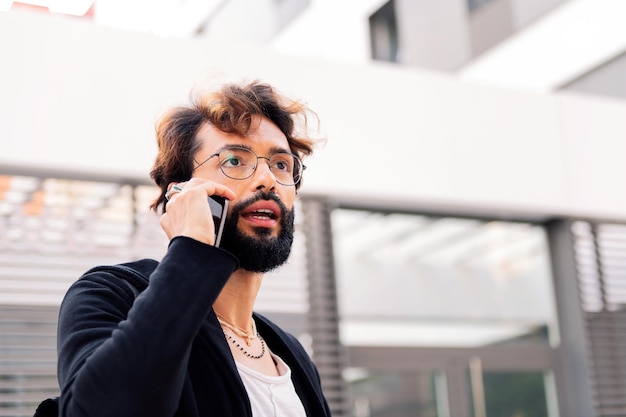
192, 117, 298, 272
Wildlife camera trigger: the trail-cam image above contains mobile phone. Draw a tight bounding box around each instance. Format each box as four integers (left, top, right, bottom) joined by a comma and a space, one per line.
208, 195, 229, 247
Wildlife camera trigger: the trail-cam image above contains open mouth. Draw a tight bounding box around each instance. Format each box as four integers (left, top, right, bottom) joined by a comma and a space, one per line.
245, 208, 277, 220
241, 200, 281, 225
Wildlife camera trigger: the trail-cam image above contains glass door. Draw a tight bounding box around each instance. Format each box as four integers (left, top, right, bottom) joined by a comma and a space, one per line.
468, 357, 557, 417
346, 368, 449, 417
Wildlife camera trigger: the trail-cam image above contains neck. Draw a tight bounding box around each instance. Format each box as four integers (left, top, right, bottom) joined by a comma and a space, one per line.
213, 268, 263, 328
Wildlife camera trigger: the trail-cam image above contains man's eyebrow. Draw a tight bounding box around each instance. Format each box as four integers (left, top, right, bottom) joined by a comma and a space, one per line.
216, 144, 293, 155
268, 146, 293, 155
214, 144, 253, 153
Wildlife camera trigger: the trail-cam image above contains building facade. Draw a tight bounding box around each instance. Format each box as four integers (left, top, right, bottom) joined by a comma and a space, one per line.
1, 1, 626, 416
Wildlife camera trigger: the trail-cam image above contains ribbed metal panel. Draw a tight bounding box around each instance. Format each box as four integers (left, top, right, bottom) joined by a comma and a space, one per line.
572, 221, 626, 417
302, 197, 350, 416
0, 305, 59, 417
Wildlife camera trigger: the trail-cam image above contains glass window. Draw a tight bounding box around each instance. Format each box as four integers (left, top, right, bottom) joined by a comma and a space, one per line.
469, 371, 552, 417
331, 209, 559, 348
467, 0, 495, 12
369, 1, 399, 62
346, 368, 449, 417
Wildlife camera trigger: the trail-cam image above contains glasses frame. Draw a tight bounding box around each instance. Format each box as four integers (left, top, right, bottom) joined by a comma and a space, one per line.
193, 145, 306, 186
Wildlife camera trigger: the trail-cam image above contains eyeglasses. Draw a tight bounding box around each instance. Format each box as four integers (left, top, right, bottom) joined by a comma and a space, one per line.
194, 146, 306, 186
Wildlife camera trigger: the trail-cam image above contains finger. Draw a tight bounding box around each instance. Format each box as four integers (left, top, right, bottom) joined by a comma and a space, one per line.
209, 183, 236, 201
183, 178, 235, 201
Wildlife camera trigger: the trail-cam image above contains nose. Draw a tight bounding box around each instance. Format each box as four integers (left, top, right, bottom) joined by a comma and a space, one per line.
253, 157, 277, 191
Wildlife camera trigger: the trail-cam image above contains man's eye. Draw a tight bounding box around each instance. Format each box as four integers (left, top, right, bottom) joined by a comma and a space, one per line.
272, 157, 293, 172
222, 156, 242, 167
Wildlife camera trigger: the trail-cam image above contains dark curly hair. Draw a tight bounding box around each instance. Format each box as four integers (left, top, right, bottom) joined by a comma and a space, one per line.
149, 80, 321, 213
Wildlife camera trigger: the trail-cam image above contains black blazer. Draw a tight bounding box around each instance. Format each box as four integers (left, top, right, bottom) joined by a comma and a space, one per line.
55, 237, 331, 417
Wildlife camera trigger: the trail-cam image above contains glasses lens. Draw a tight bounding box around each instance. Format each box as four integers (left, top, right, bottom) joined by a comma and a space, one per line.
270, 153, 301, 185
218, 147, 256, 180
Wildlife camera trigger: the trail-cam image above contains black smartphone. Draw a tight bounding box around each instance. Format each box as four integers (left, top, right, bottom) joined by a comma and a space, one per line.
208, 195, 229, 247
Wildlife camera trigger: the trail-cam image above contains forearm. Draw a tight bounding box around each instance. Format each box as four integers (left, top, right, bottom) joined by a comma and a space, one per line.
57, 237, 238, 417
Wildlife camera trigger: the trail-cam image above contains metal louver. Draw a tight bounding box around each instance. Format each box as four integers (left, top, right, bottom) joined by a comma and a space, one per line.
302, 197, 351, 416
0, 305, 59, 417
572, 221, 626, 417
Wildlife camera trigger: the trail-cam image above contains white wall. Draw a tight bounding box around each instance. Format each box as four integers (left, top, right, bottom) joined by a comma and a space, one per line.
511, 0, 568, 28
563, 52, 626, 100
268, 0, 385, 65
1, 10, 626, 221
396, 0, 470, 70
206, 0, 276, 43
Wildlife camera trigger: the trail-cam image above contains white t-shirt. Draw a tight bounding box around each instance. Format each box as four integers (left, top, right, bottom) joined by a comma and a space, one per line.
235, 353, 307, 417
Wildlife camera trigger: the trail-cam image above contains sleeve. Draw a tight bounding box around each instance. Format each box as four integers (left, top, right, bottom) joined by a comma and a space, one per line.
56, 237, 238, 417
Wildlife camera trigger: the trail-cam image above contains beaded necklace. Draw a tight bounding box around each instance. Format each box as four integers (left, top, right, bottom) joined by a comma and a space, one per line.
223, 331, 266, 360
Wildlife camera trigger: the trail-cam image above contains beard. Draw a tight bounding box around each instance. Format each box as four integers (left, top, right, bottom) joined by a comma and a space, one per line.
218, 191, 295, 273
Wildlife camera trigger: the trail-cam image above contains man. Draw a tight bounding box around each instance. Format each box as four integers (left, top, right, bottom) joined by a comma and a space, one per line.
54, 80, 331, 416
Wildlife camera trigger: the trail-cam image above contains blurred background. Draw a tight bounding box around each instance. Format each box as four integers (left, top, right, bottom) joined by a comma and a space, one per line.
1, 0, 626, 416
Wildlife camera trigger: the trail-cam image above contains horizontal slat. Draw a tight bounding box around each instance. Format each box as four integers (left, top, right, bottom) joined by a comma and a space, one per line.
0, 335, 56, 344
0, 378, 58, 391
0, 392, 58, 404
0, 351, 56, 361
0, 365, 57, 375
0, 406, 42, 417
